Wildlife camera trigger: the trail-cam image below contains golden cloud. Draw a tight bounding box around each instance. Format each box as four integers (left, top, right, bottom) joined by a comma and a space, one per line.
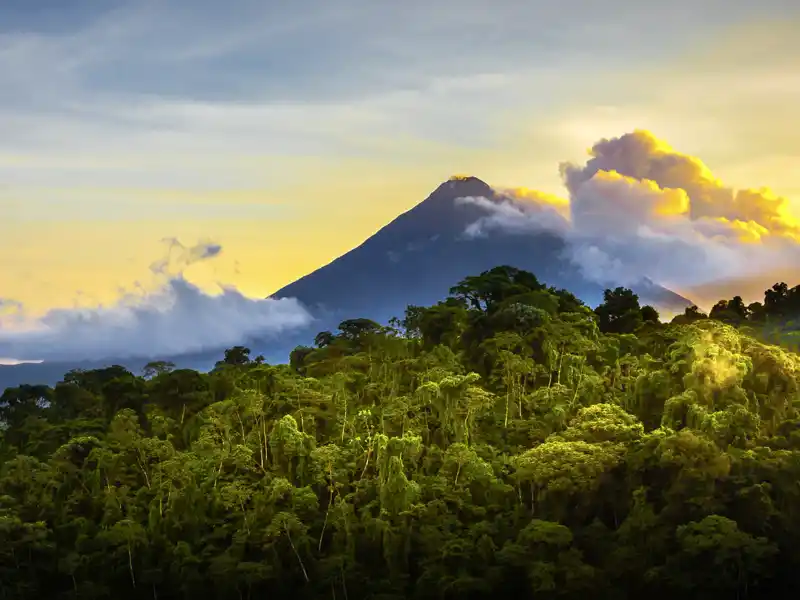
561, 129, 800, 241
469, 130, 800, 289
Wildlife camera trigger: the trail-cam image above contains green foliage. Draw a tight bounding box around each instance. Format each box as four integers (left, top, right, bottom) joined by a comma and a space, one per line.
2, 266, 800, 598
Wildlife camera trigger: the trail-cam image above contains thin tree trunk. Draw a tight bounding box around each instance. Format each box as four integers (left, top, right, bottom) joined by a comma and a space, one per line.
571, 370, 585, 407
340, 397, 348, 443
319, 494, 332, 552
127, 544, 136, 588
340, 565, 349, 600
360, 446, 372, 479
504, 390, 510, 429
285, 528, 310, 582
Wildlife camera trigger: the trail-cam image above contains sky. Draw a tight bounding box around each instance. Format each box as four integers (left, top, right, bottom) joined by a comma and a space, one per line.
1, 0, 799, 362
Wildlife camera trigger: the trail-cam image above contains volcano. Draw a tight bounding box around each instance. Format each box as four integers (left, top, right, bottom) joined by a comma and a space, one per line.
269, 175, 692, 324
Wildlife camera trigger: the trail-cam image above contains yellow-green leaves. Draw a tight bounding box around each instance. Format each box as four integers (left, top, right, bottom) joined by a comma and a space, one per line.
514, 440, 622, 495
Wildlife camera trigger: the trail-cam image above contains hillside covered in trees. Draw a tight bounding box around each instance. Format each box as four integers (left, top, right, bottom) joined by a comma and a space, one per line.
3, 266, 800, 599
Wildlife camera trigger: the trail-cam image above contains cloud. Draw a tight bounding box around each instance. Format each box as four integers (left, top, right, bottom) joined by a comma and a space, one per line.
2, 1, 795, 189
460, 130, 800, 290
561, 130, 800, 239
0, 240, 313, 362
0, 299, 23, 315
456, 191, 569, 238
148, 237, 222, 276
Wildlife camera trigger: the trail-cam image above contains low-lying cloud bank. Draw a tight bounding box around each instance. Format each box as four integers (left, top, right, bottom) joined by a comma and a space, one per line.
0, 239, 312, 363
459, 130, 800, 294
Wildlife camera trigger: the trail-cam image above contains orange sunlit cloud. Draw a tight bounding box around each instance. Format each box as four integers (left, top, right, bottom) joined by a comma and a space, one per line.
462, 129, 800, 300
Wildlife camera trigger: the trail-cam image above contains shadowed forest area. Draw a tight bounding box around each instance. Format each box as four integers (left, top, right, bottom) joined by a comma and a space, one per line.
3, 266, 800, 599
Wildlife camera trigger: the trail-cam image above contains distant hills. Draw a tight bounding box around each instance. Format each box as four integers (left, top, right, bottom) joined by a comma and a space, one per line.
0, 175, 692, 390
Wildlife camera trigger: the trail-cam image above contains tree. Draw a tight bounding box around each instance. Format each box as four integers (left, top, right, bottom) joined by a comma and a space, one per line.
640, 304, 660, 324
314, 331, 335, 348
450, 265, 544, 312
337, 318, 381, 341
671, 305, 708, 325
218, 345, 252, 366
142, 360, 176, 379
594, 287, 643, 334
709, 296, 750, 325
658, 515, 776, 595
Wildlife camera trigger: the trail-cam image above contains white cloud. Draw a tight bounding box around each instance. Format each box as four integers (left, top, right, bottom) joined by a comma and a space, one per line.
0, 240, 313, 362
460, 130, 800, 290
2, 0, 795, 194
456, 194, 569, 238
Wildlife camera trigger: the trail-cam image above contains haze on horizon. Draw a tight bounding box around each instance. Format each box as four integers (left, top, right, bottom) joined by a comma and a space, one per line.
1, 0, 799, 362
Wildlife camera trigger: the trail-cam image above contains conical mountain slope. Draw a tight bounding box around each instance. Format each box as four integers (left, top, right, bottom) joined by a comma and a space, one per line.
270, 175, 692, 324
